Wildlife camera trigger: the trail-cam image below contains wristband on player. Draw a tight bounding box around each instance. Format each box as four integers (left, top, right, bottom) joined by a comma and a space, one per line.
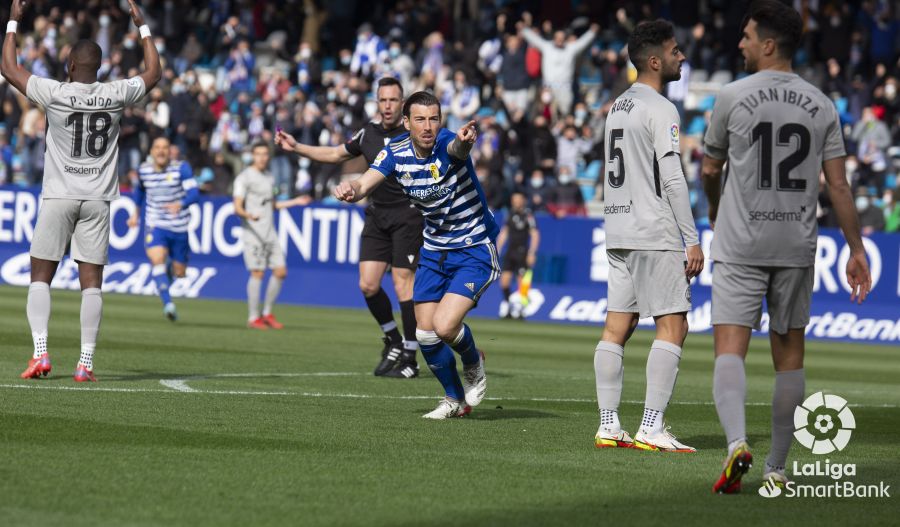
6, 21, 17, 34
139, 24, 151, 39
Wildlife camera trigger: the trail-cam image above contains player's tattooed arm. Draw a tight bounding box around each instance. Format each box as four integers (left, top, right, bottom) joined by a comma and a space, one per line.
333, 168, 385, 203
448, 120, 477, 160
1, 0, 32, 95
701, 155, 726, 228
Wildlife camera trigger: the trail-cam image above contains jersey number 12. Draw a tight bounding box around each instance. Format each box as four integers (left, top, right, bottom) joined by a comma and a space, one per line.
65, 111, 112, 158
750, 121, 810, 191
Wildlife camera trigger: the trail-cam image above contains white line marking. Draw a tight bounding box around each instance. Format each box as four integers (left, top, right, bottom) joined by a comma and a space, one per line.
158, 372, 360, 393
0, 383, 897, 408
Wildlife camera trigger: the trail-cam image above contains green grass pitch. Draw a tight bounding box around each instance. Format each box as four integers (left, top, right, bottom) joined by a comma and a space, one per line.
0, 285, 897, 526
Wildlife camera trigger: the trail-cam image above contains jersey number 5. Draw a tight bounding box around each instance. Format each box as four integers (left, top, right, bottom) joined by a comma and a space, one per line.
65, 111, 113, 158
750, 121, 810, 191
607, 128, 625, 188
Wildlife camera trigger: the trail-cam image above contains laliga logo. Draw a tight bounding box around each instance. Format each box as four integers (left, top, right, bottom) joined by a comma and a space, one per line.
793, 392, 855, 454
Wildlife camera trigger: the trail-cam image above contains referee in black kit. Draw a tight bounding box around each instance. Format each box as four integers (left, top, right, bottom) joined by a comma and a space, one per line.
276, 77, 422, 378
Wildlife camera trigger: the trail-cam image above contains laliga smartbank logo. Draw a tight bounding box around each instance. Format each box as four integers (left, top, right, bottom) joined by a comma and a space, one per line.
793, 392, 854, 454
757, 392, 890, 499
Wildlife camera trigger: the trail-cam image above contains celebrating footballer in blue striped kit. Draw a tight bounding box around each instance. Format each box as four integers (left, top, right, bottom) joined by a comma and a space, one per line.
334, 91, 499, 419
128, 137, 198, 321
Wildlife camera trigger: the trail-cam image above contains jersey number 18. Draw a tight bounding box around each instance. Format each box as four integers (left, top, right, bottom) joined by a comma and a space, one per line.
65, 111, 112, 158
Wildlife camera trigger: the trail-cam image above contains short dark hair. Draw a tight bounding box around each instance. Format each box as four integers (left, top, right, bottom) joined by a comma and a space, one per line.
402, 91, 441, 118
376, 77, 403, 98
70, 40, 102, 71
250, 141, 269, 152
627, 19, 675, 73
743, 0, 803, 60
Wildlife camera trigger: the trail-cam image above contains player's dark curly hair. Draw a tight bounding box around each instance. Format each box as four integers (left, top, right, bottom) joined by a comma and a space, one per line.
743, 0, 803, 60
627, 19, 675, 73
402, 91, 441, 118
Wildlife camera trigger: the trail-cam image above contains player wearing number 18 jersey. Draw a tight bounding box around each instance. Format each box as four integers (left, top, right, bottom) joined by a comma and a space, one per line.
593, 20, 703, 453
4, 0, 161, 382
702, 1, 871, 494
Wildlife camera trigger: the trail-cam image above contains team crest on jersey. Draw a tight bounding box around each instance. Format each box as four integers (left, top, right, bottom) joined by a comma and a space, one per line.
374, 150, 387, 167
465, 282, 475, 292
669, 123, 680, 148
166, 173, 175, 183
429, 163, 440, 180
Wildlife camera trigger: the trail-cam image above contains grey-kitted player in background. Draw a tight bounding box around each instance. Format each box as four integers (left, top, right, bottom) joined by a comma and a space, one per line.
703, 0, 871, 494
593, 19, 703, 453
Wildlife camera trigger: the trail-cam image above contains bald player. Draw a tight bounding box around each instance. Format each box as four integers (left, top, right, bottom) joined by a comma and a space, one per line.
127, 137, 199, 321
4, 0, 161, 382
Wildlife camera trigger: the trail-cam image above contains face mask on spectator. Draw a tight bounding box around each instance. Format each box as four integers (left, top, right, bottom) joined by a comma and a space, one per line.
531, 177, 544, 189
340, 55, 351, 66
99, 15, 110, 27
541, 91, 552, 104
241, 152, 253, 165
558, 173, 573, 184
172, 83, 186, 95
886, 84, 897, 98
64, 17, 75, 27
855, 196, 870, 211
300, 48, 311, 60
389, 47, 400, 58
575, 109, 587, 121
47, 28, 57, 39
156, 42, 166, 53
124, 38, 136, 49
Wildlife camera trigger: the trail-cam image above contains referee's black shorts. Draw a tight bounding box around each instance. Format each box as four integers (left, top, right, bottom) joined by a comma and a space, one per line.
359, 204, 424, 269
501, 247, 529, 274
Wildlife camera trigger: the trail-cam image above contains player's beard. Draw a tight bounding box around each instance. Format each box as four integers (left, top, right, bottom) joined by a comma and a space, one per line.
662, 62, 682, 83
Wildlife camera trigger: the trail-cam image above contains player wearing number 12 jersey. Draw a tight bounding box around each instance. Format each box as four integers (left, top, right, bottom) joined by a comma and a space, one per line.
702, 1, 871, 494
593, 20, 703, 453
3, 0, 161, 382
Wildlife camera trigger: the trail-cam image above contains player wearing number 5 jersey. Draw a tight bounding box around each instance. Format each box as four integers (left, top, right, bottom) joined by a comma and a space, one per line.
702, 1, 871, 494
593, 20, 703, 453
3, 0, 161, 382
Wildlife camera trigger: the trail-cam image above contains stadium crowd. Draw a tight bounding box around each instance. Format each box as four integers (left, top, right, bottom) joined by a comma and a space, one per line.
0, 0, 899, 232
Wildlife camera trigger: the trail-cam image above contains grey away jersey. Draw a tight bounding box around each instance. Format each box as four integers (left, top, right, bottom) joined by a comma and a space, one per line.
704, 70, 845, 266
233, 167, 277, 242
26, 76, 147, 201
603, 83, 686, 251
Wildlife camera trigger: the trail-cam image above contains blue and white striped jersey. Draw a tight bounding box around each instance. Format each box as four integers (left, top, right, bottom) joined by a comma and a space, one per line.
369, 128, 498, 251
134, 160, 198, 233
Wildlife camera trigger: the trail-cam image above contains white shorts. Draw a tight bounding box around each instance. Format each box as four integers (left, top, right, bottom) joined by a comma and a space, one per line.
606, 249, 691, 319
712, 262, 813, 334
30, 199, 110, 265
242, 235, 285, 271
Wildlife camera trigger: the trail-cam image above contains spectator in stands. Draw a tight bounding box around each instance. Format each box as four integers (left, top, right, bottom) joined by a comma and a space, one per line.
498, 33, 530, 115
545, 166, 586, 218
856, 187, 886, 234
350, 23, 387, 79
447, 70, 480, 131
520, 17, 599, 116
555, 124, 591, 181
852, 107, 891, 190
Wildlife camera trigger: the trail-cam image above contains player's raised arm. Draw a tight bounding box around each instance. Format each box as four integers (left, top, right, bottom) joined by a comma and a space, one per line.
275, 129, 354, 164
822, 157, 872, 303
129, 0, 161, 91
1, 0, 32, 94
448, 120, 477, 160
333, 168, 386, 203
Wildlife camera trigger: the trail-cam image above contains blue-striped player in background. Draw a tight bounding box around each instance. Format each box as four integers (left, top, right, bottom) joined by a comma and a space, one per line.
127, 137, 198, 321
334, 91, 499, 419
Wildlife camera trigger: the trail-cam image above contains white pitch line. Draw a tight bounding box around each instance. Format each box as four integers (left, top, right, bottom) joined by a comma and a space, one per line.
0, 382, 897, 408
